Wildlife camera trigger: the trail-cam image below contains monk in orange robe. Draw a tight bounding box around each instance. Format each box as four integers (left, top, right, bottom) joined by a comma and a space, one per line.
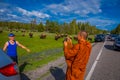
63, 36, 74, 80
64, 31, 92, 80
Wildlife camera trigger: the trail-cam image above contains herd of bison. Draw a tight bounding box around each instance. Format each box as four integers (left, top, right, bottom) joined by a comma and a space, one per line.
0, 30, 92, 42
28, 32, 73, 40
28, 32, 92, 42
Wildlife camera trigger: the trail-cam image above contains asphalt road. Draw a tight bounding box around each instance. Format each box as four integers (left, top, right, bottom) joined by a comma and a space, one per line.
86, 40, 120, 80
25, 39, 120, 80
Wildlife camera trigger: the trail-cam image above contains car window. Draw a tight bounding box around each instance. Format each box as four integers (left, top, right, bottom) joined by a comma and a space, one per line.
97, 35, 102, 38
0, 49, 13, 68
112, 34, 118, 37
117, 38, 120, 41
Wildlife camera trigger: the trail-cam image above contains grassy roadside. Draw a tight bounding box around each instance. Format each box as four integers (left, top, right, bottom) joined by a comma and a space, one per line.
88, 35, 95, 43
19, 51, 64, 72
0, 31, 63, 56
0, 31, 64, 72
0, 31, 94, 72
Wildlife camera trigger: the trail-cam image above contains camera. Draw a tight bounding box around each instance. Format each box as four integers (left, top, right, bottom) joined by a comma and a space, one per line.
64, 37, 68, 42
63, 36, 72, 42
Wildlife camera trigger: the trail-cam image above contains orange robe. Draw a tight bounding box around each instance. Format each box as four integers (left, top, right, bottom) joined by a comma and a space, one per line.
64, 40, 92, 80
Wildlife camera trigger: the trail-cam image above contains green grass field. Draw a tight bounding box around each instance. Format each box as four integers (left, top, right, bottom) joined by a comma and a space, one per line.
0, 31, 66, 72
0, 31, 64, 54
0, 31, 94, 72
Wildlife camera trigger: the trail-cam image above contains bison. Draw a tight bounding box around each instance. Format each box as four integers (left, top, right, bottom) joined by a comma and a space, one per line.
55, 34, 61, 40
29, 32, 33, 38
40, 34, 46, 39
0, 29, 3, 33
22, 33, 25, 37
63, 34, 68, 37
74, 36, 78, 41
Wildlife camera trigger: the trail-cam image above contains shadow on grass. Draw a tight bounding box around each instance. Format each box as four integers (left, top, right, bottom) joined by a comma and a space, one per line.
50, 66, 65, 80
19, 62, 32, 72
20, 73, 31, 80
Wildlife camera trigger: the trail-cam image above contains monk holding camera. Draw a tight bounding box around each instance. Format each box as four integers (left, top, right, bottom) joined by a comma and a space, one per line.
64, 31, 92, 80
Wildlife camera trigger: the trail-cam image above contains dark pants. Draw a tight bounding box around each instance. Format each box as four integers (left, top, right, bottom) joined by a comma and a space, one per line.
10, 56, 18, 64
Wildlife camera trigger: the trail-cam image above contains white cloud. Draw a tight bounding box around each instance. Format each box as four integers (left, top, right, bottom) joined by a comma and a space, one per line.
16, 7, 50, 18
85, 17, 117, 30
86, 17, 115, 26
44, 0, 102, 16
7, 14, 18, 18
0, 8, 11, 14
0, 9, 5, 12
76, 16, 118, 30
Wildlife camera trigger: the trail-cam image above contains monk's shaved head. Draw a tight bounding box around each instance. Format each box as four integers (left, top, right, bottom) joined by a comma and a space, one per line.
78, 31, 88, 40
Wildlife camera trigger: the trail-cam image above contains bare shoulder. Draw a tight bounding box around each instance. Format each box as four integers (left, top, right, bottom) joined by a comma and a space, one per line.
16, 41, 20, 45
16, 41, 19, 44
5, 41, 9, 45
4, 41, 8, 46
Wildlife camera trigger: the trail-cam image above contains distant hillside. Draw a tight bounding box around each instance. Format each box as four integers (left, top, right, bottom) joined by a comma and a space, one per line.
111, 24, 120, 34
0, 19, 107, 35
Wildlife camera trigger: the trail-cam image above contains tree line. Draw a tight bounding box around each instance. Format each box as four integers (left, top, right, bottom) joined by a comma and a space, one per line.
0, 19, 107, 35
111, 24, 120, 34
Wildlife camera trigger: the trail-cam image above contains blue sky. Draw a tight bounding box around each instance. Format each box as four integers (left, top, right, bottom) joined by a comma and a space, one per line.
0, 0, 120, 30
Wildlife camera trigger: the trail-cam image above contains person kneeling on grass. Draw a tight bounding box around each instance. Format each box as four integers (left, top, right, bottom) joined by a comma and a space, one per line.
3, 33, 30, 64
